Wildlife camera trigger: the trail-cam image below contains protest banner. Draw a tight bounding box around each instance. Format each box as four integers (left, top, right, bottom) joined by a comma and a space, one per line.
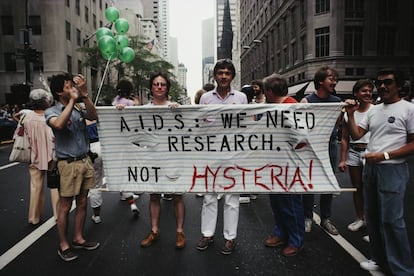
96, 103, 343, 193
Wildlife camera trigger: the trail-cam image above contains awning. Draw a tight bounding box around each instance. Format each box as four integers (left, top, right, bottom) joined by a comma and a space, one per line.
287, 82, 310, 95
304, 80, 357, 95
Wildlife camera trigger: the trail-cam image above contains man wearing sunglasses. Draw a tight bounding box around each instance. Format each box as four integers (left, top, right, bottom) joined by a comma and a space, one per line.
345, 68, 414, 275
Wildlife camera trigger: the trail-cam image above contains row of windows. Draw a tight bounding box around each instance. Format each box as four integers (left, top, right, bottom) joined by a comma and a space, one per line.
1, 15, 41, 36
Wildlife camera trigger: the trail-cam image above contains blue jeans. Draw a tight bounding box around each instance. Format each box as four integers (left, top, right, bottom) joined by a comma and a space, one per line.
269, 194, 304, 248
364, 163, 414, 275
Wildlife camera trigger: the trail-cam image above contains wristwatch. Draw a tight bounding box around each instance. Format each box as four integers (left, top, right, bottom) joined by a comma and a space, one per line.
383, 152, 390, 160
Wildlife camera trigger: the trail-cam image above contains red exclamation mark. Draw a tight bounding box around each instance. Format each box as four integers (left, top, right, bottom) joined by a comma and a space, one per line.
308, 160, 313, 189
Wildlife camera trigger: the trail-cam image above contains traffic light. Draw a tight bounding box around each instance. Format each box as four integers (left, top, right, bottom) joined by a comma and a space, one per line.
27, 48, 41, 63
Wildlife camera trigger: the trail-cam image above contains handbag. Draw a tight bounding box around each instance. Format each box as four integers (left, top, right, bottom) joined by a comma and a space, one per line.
9, 114, 31, 163
47, 167, 60, 189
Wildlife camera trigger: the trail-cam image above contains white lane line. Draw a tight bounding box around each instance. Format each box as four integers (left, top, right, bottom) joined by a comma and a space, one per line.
0, 162, 20, 171
313, 212, 385, 276
0, 202, 76, 270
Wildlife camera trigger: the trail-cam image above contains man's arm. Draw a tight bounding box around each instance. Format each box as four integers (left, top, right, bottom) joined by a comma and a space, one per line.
344, 100, 367, 140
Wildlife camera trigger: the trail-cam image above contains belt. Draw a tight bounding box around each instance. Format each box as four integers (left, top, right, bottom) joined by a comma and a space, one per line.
350, 144, 366, 152
58, 153, 88, 163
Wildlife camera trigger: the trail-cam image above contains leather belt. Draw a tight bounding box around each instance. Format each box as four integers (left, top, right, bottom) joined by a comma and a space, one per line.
59, 153, 88, 163
350, 144, 366, 152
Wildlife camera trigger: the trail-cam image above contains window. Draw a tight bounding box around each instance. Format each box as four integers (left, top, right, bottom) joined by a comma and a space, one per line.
291, 7, 296, 37
75, 0, 80, 15
283, 17, 288, 44
378, 0, 396, 22
85, 6, 89, 23
344, 26, 363, 55
300, 0, 306, 26
315, 27, 329, 57
345, 68, 354, 76
315, 0, 330, 14
76, 28, 81, 46
377, 26, 395, 56
300, 35, 306, 60
291, 42, 297, 64
1, 16, 14, 35
345, 0, 364, 18
4, 53, 17, 72
67, 55, 72, 73
356, 68, 365, 76
65, 21, 71, 40
78, 60, 82, 74
66, 0, 70, 7
93, 14, 96, 29
284, 48, 288, 68
29, 16, 41, 35
99, 0, 102, 10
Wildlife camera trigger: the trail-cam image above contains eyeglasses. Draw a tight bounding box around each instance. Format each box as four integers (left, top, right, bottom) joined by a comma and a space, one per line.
374, 79, 395, 87
153, 82, 167, 87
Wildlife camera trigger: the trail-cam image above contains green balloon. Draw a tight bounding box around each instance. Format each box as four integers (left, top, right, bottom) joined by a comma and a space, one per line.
98, 35, 116, 54
96, 27, 113, 40
115, 18, 129, 34
101, 51, 117, 61
119, 47, 135, 63
105, 7, 119, 23
115, 35, 129, 50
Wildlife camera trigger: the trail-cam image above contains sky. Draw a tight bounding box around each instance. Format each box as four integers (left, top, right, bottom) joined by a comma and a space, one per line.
169, 0, 215, 102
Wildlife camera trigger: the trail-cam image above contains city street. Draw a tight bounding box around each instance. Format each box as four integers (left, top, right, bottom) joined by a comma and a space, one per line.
0, 142, 413, 276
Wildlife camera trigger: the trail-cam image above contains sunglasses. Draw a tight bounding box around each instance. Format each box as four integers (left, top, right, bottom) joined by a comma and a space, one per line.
374, 79, 394, 87
153, 82, 167, 87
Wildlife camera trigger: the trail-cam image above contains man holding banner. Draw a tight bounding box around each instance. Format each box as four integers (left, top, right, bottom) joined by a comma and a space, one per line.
196, 59, 248, 255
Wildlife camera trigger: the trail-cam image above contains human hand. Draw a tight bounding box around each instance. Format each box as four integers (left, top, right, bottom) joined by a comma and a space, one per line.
168, 102, 180, 109
344, 99, 359, 114
73, 74, 87, 95
338, 161, 347, 172
116, 104, 126, 110
364, 152, 384, 164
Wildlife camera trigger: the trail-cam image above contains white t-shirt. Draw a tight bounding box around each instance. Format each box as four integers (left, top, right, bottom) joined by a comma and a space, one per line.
359, 99, 414, 163
344, 104, 373, 144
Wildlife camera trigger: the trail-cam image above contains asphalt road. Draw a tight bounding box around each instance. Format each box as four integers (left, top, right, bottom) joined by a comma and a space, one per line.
0, 142, 413, 276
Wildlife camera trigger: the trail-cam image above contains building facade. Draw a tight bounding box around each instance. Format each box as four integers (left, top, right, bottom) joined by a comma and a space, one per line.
239, 0, 414, 96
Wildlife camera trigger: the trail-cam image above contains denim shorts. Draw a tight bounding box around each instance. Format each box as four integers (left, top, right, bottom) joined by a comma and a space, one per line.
346, 147, 365, 167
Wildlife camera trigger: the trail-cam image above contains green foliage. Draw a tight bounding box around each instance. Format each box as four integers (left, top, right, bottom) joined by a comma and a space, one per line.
78, 35, 185, 104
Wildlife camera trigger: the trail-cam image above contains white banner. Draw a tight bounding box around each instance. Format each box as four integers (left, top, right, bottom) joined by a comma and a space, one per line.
96, 103, 343, 193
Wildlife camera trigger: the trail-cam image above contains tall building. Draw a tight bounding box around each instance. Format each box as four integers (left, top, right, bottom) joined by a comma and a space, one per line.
239, 0, 414, 97
0, 0, 111, 103
216, 0, 240, 89
202, 17, 215, 85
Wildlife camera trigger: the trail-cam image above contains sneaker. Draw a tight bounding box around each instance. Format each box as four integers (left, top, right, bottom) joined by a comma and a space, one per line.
120, 192, 139, 201
196, 236, 214, 251
221, 239, 235, 255
130, 203, 140, 215
196, 194, 204, 197
239, 196, 250, 203
360, 259, 380, 271
175, 232, 186, 249
347, 219, 365, 232
58, 248, 78, 262
141, 231, 160, 247
264, 236, 286, 247
321, 219, 339, 235
249, 194, 258, 200
305, 219, 312, 233
162, 194, 173, 201
72, 241, 100, 250
362, 235, 370, 242
217, 194, 223, 200
91, 215, 101, 224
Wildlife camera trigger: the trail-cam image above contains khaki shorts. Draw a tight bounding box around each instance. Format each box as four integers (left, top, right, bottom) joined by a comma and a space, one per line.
57, 157, 95, 197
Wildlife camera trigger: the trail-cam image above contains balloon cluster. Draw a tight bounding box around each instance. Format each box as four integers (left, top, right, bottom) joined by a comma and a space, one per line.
96, 7, 135, 63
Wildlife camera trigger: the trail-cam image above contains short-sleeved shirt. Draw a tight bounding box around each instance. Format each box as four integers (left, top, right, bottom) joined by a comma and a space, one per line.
360, 99, 414, 164
45, 102, 89, 159
200, 88, 248, 104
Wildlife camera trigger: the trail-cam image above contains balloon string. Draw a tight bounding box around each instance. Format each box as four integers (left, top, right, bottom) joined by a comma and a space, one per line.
94, 58, 111, 106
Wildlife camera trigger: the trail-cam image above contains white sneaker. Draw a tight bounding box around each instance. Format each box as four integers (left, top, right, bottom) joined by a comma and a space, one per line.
362, 235, 370, 242
239, 197, 250, 203
305, 219, 312, 233
120, 192, 139, 201
217, 194, 223, 200
130, 203, 140, 214
360, 260, 379, 271
91, 215, 101, 224
249, 194, 258, 200
347, 219, 365, 231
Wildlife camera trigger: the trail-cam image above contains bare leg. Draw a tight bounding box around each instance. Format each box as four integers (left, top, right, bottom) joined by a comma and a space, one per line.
57, 196, 73, 251
173, 195, 185, 232
149, 194, 161, 233
349, 166, 364, 219
72, 189, 89, 244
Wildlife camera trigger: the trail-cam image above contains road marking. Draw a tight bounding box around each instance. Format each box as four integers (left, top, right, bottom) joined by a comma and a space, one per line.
0, 203, 76, 270
0, 162, 20, 171
313, 212, 385, 276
